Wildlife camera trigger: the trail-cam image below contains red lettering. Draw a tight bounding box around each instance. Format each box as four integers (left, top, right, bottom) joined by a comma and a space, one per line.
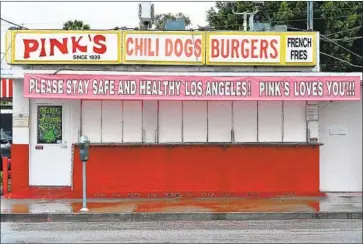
143, 38, 147, 56
260, 39, 268, 59
39, 38, 47, 57
194, 39, 201, 57
221, 39, 230, 58
241, 39, 249, 58
148, 38, 154, 56
184, 39, 193, 57
165, 39, 173, 56
93, 35, 107, 54
270, 39, 278, 59
231, 39, 239, 58
23, 39, 39, 59
211, 39, 219, 58
251, 39, 259, 59
135, 38, 143, 56
174, 38, 183, 57
49, 38, 68, 56
71, 36, 87, 53
126, 38, 133, 56
155, 38, 160, 57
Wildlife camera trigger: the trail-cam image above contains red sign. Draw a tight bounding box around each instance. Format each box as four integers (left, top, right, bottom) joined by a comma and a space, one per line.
12, 30, 121, 64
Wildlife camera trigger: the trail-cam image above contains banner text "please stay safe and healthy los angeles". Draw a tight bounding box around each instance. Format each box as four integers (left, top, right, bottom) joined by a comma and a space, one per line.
23, 74, 361, 101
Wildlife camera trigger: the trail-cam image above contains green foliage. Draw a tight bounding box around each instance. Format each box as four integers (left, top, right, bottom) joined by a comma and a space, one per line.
206, 1, 363, 72
63, 20, 91, 30
153, 13, 191, 30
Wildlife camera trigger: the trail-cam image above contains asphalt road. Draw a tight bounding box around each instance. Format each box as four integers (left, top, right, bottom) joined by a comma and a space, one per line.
1, 220, 362, 243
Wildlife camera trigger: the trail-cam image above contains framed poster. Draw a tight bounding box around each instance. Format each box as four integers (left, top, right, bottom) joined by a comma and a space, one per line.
37, 106, 62, 144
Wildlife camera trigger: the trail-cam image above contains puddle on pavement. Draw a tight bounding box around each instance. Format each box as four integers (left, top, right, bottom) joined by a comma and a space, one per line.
1, 198, 322, 214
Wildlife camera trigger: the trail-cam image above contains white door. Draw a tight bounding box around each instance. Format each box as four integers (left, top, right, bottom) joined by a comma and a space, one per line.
30, 100, 72, 186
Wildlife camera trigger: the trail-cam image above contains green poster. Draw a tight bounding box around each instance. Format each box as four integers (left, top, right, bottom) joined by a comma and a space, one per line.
37, 106, 62, 144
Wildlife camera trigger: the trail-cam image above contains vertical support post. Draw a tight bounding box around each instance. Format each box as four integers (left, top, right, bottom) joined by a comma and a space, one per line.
206, 101, 209, 142
100, 101, 103, 143
243, 12, 248, 31
80, 160, 88, 212
256, 101, 259, 142
281, 101, 285, 142
2, 157, 8, 195
181, 101, 184, 143
121, 101, 124, 143
231, 101, 234, 143
307, 1, 313, 31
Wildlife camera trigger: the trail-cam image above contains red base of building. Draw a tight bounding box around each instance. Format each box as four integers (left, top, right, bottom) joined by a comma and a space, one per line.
7, 144, 323, 199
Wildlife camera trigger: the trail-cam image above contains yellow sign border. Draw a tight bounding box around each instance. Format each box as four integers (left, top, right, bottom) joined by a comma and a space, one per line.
9, 30, 122, 64
122, 30, 205, 65
205, 31, 316, 66
283, 32, 317, 66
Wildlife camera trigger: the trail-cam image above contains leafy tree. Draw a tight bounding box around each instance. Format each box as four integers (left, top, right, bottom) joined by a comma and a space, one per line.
153, 13, 191, 30
63, 20, 90, 30
206, 1, 363, 72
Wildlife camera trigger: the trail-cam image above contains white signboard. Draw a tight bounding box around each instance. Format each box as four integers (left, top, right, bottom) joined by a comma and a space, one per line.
123, 31, 204, 65
206, 32, 316, 66
13, 114, 29, 127
207, 34, 281, 64
11, 30, 121, 64
285, 34, 315, 64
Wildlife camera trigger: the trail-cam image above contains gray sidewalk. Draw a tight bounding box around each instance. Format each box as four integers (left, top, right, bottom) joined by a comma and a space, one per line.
1, 193, 362, 222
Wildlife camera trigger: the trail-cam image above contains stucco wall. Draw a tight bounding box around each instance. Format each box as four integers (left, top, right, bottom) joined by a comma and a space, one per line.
319, 87, 362, 192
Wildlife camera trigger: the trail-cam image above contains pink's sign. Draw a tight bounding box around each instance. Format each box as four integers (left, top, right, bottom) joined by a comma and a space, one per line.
23, 74, 361, 101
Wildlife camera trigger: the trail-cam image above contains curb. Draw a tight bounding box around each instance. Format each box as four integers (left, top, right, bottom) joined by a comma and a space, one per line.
1, 212, 362, 222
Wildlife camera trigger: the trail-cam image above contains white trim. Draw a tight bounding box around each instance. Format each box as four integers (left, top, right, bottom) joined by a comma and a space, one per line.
4, 70, 363, 80
0, 109, 13, 114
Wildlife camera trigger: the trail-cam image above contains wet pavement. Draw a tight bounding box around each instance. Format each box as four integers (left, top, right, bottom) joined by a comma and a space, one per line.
2, 220, 362, 243
1, 193, 361, 214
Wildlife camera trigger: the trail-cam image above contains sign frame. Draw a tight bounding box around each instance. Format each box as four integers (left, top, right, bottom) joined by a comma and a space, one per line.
9, 30, 122, 65
205, 31, 316, 66
122, 30, 205, 65
284, 32, 317, 66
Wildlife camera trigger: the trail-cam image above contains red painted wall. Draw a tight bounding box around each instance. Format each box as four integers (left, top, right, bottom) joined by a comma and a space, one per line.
10, 144, 29, 194
8, 144, 321, 199
72, 145, 321, 198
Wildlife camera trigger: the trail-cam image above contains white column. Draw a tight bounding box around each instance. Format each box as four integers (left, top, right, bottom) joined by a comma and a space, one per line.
12, 79, 30, 145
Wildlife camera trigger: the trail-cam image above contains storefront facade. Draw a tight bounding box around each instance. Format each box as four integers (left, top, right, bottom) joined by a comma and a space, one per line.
4, 30, 361, 199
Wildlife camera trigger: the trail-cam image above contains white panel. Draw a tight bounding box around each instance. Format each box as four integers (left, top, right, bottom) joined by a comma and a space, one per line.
30, 99, 72, 186
12, 127, 29, 145
258, 101, 282, 142
13, 79, 30, 144
320, 89, 362, 192
159, 101, 182, 142
283, 101, 306, 142
143, 101, 157, 143
233, 101, 257, 142
101, 101, 122, 143
69, 100, 81, 144
183, 101, 207, 142
82, 101, 101, 143
123, 101, 142, 142
208, 101, 232, 142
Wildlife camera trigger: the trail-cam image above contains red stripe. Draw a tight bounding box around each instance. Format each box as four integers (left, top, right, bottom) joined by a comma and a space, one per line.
1, 79, 5, 97
0, 78, 13, 98
8, 79, 13, 98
